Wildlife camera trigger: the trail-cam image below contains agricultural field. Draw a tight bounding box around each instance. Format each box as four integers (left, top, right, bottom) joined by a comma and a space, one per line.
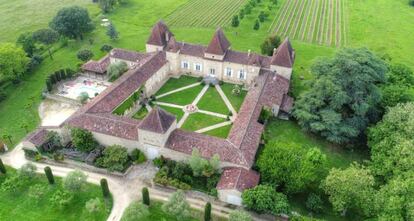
165, 0, 247, 28
269, 0, 347, 47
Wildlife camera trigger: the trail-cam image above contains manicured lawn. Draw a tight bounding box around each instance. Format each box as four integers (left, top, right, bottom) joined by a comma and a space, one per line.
157, 85, 204, 106
219, 83, 247, 112
132, 107, 148, 119
155, 75, 201, 96
0, 167, 112, 221
203, 124, 232, 138
197, 86, 229, 115
181, 113, 227, 131
157, 105, 184, 121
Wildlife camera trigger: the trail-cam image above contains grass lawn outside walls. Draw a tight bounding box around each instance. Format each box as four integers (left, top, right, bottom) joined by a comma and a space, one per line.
0, 167, 112, 221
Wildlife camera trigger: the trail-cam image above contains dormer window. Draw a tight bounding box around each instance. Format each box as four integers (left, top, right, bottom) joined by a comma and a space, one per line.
239, 69, 246, 80
181, 61, 189, 69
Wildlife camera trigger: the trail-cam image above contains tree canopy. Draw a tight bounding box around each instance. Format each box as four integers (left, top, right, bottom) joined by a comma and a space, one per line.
50, 6, 94, 40
293, 48, 388, 144
260, 35, 281, 56
0, 43, 29, 82
257, 141, 326, 193
380, 64, 414, 108
242, 185, 290, 215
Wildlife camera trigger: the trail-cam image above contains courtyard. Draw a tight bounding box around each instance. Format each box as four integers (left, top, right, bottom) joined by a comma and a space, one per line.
132, 75, 246, 138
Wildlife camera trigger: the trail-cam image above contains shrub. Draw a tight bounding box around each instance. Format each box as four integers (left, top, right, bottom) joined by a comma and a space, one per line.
53, 152, 64, 162
0, 89, 7, 102
204, 202, 211, 221
19, 162, 37, 179
253, 19, 260, 30
28, 184, 47, 202
229, 210, 252, 221
64, 170, 87, 192
261, 35, 281, 56
0, 158, 6, 174
142, 187, 150, 205
306, 193, 324, 213
100, 44, 113, 52
77, 49, 94, 62
121, 202, 149, 221
78, 91, 89, 104
108, 61, 128, 82
409, 0, 414, 6
153, 155, 166, 168
242, 185, 290, 215
70, 128, 97, 152
162, 190, 191, 219
130, 149, 146, 164
1, 174, 23, 193
231, 15, 239, 27
85, 198, 103, 213
95, 145, 129, 172
51, 190, 73, 208
44, 166, 55, 184
258, 11, 267, 22
100, 178, 110, 198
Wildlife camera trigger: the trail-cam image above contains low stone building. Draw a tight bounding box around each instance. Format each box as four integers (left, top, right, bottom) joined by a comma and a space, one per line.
25, 21, 295, 205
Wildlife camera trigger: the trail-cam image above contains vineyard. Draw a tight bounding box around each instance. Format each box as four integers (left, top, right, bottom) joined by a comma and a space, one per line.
269, 0, 347, 47
165, 0, 247, 28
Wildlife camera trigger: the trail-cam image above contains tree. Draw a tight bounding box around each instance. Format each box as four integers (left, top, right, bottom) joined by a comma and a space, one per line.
189, 148, 208, 176
162, 190, 191, 219
258, 11, 266, 22
204, 202, 211, 221
107, 61, 128, 81
229, 210, 252, 221
409, 0, 414, 7
17, 32, 36, 57
95, 145, 129, 172
51, 190, 73, 208
77, 49, 94, 62
101, 44, 113, 52
32, 29, 59, 59
0, 43, 29, 82
368, 102, 414, 180
260, 35, 281, 56
106, 23, 119, 40
306, 193, 324, 213
239, 9, 245, 19
293, 48, 387, 144
374, 172, 414, 221
44, 166, 55, 184
78, 91, 90, 104
101, 178, 110, 198
242, 185, 290, 215
257, 141, 326, 193
142, 187, 150, 205
253, 19, 260, 30
1, 133, 12, 145
85, 198, 103, 213
99, 0, 117, 13
19, 162, 37, 179
380, 64, 414, 108
322, 164, 375, 216
231, 15, 239, 27
64, 170, 87, 192
50, 6, 94, 40
0, 158, 6, 174
121, 202, 150, 221
70, 128, 97, 152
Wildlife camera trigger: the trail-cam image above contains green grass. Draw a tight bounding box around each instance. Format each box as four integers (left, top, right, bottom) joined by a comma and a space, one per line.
203, 124, 232, 138
0, 0, 99, 43
219, 83, 247, 112
197, 86, 229, 115
0, 167, 112, 221
157, 85, 204, 106
132, 107, 148, 119
157, 105, 184, 121
181, 113, 227, 131
155, 75, 201, 96
112, 93, 138, 115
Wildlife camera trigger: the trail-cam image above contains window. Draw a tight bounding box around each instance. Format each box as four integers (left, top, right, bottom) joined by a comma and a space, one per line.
194, 63, 202, 72
239, 69, 246, 80
181, 61, 189, 69
210, 68, 216, 76
226, 67, 233, 77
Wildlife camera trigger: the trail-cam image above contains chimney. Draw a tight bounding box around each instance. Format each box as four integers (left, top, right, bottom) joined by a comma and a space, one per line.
165, 32, 170, 43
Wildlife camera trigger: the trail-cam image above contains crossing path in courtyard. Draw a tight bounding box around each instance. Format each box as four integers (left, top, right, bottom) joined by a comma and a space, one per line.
215, 84, 237, 117
153, 101, 184, 109
176, 84, 209, 128
155, 82, 201, 99
0, 144, 268, 221
195, 121, 232, 133
197, 109, 228, 119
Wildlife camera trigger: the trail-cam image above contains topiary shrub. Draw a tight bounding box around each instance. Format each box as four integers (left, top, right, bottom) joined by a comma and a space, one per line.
142, 187, 150, 205
130, 149, 146, 164
44, 166, 55, 184
100, 178, 110, 198
0, 158, 6, 174
100, 44, 113, 52
204, 202, 211, 221
77, 49, 94, 62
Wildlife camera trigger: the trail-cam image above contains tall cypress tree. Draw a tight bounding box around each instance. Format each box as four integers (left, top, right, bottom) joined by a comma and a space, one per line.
100, 178, 110, 198
142, 187, 150, 206
0, 158, 6, 174
204, 202, 211, 221
44, 166, 54, 184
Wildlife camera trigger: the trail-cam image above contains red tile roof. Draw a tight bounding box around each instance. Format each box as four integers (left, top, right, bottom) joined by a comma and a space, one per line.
138, 107, 176, 134
205, 28, 231, 55
280, 94, 294, 113
271, 38, 295, 68
216, 167, 260, 191
166, 36, 181, 53
25, 128, 49, 147
82, 55, 110, 74
180, 42, 205, 58
110, 48, 150, 62
147, 20, 174, 47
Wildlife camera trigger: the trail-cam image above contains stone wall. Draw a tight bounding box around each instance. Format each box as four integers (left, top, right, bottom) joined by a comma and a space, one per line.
217, 189, 243, 206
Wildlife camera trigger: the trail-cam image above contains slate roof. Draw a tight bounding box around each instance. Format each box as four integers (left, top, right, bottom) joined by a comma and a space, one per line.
205, 28, 231, 55
271, 38, 295, 68
216, 167, 260, 192
147, 20, 174, 47
138, 107, 176, 134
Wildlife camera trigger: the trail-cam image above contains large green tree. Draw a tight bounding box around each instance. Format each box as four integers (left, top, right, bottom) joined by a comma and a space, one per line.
380, 64, 414, 108
368, 102, 414, 180
16, 32, 36, 57
242, 185, 290, 215
322, 164, 375, 216
257, 141, 326, 193
260, 35, 281, 56
0, 43, 29, 82
50, 6, 94, 40
293, 48, 387, 144
32, 29, 59, 60
70, 128, 97, 152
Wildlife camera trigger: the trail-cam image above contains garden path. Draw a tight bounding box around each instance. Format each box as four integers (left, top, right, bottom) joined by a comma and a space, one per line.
153, 101, 184, 109
195, 121, 232, 133
155, 82, 201, 99
215, 84, 237, 117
